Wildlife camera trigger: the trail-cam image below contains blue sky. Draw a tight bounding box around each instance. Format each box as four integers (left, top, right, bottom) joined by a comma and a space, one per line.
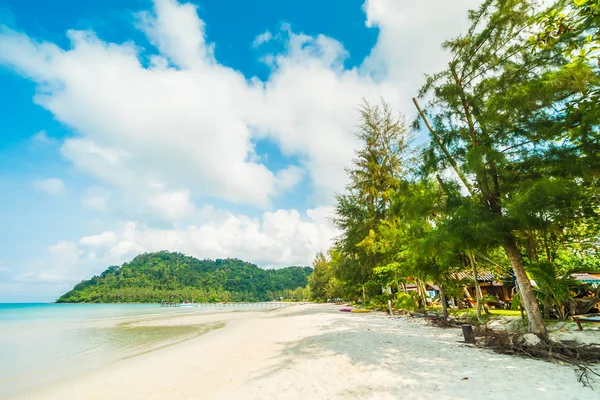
0, 0, 478, 301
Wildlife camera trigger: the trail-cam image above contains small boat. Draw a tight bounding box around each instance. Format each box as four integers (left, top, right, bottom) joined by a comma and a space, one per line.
179, 302, 198, 307
339, 307, 352, 312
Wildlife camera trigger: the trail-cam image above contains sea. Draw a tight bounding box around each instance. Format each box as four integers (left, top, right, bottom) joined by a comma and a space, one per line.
0, 303, 256, 398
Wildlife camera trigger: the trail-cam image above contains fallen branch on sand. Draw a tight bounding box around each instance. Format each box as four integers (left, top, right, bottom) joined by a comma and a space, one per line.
423, 314, 465, 328
423, 314, 600, 388
479, 330, 600, 389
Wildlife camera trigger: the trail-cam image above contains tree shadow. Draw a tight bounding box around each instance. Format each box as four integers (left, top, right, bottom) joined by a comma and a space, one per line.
248, 316, 461, 397
246, 314, 588, 399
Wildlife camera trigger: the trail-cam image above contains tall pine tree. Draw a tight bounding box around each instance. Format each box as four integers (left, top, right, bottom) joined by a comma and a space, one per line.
415, 0, 599, 337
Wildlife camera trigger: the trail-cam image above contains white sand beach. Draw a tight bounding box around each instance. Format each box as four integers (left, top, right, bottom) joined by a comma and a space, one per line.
16, 304, 597, 400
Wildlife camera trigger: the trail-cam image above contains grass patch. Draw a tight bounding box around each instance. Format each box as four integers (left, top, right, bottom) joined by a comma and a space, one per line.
448, 308, 522, 318
487, 309, 523, 317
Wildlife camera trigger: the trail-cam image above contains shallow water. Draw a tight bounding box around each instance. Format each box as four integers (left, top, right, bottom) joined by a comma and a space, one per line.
0, 303, 261, 398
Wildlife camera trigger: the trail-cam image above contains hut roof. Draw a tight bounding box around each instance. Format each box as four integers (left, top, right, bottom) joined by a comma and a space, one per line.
571, 273, 600, 283
454, 271, 505, 282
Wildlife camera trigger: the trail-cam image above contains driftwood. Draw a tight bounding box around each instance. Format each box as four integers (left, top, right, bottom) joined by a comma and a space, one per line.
424, 315, 600, 388
479, 329, 600, 388
424, 314, 464, 328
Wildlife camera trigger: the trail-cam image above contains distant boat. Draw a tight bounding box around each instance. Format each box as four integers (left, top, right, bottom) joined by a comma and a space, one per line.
179, 302, 198, 307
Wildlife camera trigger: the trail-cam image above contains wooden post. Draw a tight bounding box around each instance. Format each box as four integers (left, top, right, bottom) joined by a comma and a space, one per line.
462, 324, 475, 343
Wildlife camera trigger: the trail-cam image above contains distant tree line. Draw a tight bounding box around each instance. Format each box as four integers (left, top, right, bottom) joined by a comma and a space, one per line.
57, 251, 312, 303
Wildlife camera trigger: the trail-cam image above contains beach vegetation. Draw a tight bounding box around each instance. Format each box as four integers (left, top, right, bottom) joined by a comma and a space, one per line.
313, 0, 599, 339
57, 251, 312, 303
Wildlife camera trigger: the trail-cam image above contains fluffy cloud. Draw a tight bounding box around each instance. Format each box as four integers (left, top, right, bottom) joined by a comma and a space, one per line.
253, 30, 273, 47
11, 241, 84, 285
32, 206, 337, 286
0, 0, 477, 211
362, 0, 480, 86
79, 231, 119, 247
0, 0, 480, 294
78, 206, 337, 267
32, 178, 66, 195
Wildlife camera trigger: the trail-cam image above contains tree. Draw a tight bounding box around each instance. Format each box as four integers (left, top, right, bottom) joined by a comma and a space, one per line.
334, 101, 414, 300
308, 252, 334, 301
415, 0, 599, 338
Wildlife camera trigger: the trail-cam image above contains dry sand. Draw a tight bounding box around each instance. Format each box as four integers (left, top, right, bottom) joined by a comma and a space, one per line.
16, 304, 598, 400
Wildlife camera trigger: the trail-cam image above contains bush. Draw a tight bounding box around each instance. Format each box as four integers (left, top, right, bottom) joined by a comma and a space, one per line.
395, 292, 419, 311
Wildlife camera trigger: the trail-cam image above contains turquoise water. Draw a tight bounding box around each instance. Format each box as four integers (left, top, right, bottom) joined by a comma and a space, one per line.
0, 303, 234, 398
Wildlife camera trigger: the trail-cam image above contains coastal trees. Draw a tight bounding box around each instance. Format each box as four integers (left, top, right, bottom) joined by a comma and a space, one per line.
325, 0, 599, 335
57, 252, 313, 303
414, 0, 600, 338
308, 252, 334, 301
333, 101, 414, 303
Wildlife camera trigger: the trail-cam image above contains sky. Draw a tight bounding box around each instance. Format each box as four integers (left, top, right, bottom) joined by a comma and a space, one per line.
0, 0, 480, 302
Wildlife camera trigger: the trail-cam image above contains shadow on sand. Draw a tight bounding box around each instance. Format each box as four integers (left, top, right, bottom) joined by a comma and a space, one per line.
249, 315, 466, 397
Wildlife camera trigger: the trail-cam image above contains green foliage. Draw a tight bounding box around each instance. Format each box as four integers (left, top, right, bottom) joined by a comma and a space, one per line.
321, 0, 598, 332
308, 252, 333, 301
411, 0, 600, 335
333, 101, 414, 288
528, 260, 578, 320
57, 251, 312, 303
395, 292, 419, 311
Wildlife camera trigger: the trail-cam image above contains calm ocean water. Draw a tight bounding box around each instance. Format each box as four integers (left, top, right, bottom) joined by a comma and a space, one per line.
0, 303, 241, 398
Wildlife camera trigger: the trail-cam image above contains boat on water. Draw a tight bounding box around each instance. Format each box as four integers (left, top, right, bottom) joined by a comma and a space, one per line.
179, 302, 198, 307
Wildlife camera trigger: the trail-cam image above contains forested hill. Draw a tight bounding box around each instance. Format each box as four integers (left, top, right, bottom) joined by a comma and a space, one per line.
57, 251, 312, 303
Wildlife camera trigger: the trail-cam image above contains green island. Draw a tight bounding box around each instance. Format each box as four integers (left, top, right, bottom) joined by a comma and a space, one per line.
57, 251, 312, 303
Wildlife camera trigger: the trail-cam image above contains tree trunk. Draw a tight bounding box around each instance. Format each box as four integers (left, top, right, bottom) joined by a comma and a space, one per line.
439, 283, 449, 321
415, 279, 425, 309
468, 251, 484, 320
413, 99, 475, 195
463, 286, 472, 309
543, 230, 552, 263
419, 279, 428, 308
414, 281, 421, 308
503, 236, 548, 339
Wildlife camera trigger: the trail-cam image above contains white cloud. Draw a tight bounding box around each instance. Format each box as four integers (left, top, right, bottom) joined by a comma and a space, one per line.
274, 165, 304, 192
136, 0, 215, 69
13, 206, 338, 290
87, 206, 338, 267
11, 241, 87, 285
253, 30, 272, 47
0, 0, 483, 298
48, 241, 83, 268
80, 231, 119, 247
32, 178, 66, 195
0, 0, 478, 212
31, 130, 55, 145
147, 188, 195, 220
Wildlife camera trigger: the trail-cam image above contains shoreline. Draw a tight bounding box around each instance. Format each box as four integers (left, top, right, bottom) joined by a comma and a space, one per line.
14, 304, 598, 399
